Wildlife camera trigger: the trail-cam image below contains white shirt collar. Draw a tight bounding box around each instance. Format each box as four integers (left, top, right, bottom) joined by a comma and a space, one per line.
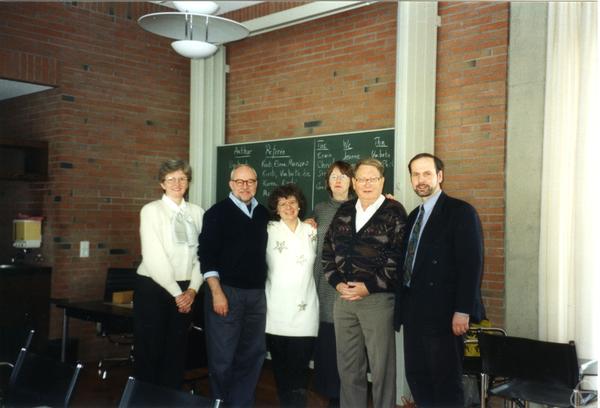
162, 194, 187, 211
355, 194, 386, 231
228, 192, 258, 217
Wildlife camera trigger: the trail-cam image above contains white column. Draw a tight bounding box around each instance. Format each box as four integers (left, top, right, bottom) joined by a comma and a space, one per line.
394, 2, 438, 213
188, 46, 227, 210
393, 2, 438, 403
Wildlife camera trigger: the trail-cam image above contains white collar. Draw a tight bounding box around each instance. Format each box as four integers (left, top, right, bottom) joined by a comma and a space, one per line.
355, 194, 386, 214
162, 194, 187, 212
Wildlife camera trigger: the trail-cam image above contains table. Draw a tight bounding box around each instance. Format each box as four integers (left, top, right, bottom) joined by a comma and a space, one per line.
55, 301, 133, 362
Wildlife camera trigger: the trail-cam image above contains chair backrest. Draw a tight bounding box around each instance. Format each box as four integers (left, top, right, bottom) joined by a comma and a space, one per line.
103, 267, 137, 302
479, 333, 580, 390
5, 347, 83, 408
0, 328, 35, 365
118, 376, 212, 408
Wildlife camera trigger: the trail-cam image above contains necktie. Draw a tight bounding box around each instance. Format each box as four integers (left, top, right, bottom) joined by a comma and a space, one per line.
246, 203, 252, 215
403, 206, 424, 287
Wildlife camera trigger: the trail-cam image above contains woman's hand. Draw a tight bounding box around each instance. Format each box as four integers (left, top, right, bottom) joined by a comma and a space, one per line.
304, 217, 317, 229
175, 288, 196, 313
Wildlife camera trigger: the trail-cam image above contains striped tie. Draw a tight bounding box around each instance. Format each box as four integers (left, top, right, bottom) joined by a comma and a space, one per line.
403, 206, 424, 287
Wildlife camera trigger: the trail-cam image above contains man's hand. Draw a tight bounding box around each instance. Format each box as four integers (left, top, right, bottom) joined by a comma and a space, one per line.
212, 291, 229, 316
452, 312, 470, 336
336, 281, 369, 301
206, 277, 228, 316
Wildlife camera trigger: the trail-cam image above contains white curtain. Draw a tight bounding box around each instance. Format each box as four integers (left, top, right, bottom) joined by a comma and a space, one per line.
538, 1, 598, 368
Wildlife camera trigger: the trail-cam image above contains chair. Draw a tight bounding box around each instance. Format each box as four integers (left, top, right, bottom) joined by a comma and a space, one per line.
0, 329, 35, 401
2, 347, 83, 408
0, 329, 34, 369
97, 267, 137, 379
462, 325, 506, 407
118, 376, 213, 408
478, 333, 596, 408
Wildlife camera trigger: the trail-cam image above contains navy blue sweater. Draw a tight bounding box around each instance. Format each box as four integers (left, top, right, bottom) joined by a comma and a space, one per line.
198, 198, 269, 289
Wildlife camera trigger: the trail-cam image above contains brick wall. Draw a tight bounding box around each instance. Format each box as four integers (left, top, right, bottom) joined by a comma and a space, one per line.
227, 2, 508, 326
226, 3, 398, 142
0, 2, 191, 361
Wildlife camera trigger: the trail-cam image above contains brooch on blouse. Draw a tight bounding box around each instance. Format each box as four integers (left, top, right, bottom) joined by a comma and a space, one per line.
274, 240, 287, 253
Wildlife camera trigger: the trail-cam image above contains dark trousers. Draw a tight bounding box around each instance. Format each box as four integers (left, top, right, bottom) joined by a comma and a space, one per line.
267, 334, 315, 408
133, 275, 192, 389
401, 292, 464, 407
204, 285, 266, 408
313, 322, 340, 399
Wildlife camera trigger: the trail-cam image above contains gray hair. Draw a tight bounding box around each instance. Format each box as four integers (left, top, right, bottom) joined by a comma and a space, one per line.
158, 159, 192, 182
230, 164, 257, 180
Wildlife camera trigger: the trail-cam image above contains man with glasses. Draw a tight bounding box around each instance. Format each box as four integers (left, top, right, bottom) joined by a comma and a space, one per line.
322, 158, 407, 408
198, 164, 270, 407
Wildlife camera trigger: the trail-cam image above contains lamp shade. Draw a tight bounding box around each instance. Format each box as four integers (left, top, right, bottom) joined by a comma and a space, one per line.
172, 1, 219, 15
139, 12, 249, 43
171, 40, 218, 59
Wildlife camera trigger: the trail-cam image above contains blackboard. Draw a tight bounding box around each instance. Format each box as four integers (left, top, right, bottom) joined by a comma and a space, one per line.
216, 128, 394, 212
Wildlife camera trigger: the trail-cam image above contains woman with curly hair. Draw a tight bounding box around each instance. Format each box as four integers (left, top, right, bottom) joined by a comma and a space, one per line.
265, 183, 318, 408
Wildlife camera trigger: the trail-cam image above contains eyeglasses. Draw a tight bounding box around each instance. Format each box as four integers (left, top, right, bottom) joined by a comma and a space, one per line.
355, 176, 381, 185
277, 200, 299, 209
329, 174, 349, 181
164, 176, 188, 184
232, 179, 257, 187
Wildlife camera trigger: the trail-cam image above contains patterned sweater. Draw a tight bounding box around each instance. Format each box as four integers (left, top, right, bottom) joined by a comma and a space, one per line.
322, 198, 407, 294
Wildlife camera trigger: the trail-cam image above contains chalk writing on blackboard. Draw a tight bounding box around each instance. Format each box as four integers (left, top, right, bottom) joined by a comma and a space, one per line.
216, 129, 395, 211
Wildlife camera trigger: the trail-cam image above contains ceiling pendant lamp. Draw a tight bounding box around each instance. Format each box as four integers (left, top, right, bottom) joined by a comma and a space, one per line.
138, 1, 249, 59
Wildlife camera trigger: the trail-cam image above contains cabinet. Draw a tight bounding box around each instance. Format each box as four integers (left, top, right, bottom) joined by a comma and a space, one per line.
0, 138, 48, 181
0, 264, 51, 360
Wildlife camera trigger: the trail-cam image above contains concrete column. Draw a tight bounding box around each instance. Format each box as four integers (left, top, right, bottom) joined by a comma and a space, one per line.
504, 3, 548, 338
188, 46, 227, 210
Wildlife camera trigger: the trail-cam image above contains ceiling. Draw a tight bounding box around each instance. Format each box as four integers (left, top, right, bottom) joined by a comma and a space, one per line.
0, 79, 53, 102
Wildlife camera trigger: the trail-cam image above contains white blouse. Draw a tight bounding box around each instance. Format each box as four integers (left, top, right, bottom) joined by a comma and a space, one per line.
265, 219, 319, 337
137, 195, 204, 297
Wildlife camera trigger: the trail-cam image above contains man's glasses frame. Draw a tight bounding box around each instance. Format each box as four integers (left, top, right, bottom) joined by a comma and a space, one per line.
231, 179, 257, 187
354, 176, 382, 185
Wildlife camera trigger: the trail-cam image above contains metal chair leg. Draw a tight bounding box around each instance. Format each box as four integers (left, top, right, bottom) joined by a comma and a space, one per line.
480, 372, 488, 408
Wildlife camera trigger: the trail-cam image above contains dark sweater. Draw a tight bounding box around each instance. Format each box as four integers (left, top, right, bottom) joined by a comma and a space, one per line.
322, 198, 407, 294
198, 198, 269, 289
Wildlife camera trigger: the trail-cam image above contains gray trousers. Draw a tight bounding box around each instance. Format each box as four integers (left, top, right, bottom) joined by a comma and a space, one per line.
333, 293, 396, 408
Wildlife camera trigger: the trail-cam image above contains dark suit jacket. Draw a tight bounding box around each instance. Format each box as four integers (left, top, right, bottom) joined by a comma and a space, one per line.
394, 191, 484, 332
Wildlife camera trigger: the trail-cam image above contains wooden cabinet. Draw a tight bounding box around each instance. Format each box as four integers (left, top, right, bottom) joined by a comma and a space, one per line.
0, 138, 48, 181
0, 264, 51, 360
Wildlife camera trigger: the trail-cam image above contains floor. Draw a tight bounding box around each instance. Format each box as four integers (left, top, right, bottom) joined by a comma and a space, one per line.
69, 360, 498, 407
70, 361, 332, 408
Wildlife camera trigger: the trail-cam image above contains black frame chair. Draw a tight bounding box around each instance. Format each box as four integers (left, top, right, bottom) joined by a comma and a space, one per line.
3, 347, 83, 408
118, 376, 212, 408
0, 329, 35, 402
97, 267, 136, 379
462, 326, 506, 407
478, 333, 596, 408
